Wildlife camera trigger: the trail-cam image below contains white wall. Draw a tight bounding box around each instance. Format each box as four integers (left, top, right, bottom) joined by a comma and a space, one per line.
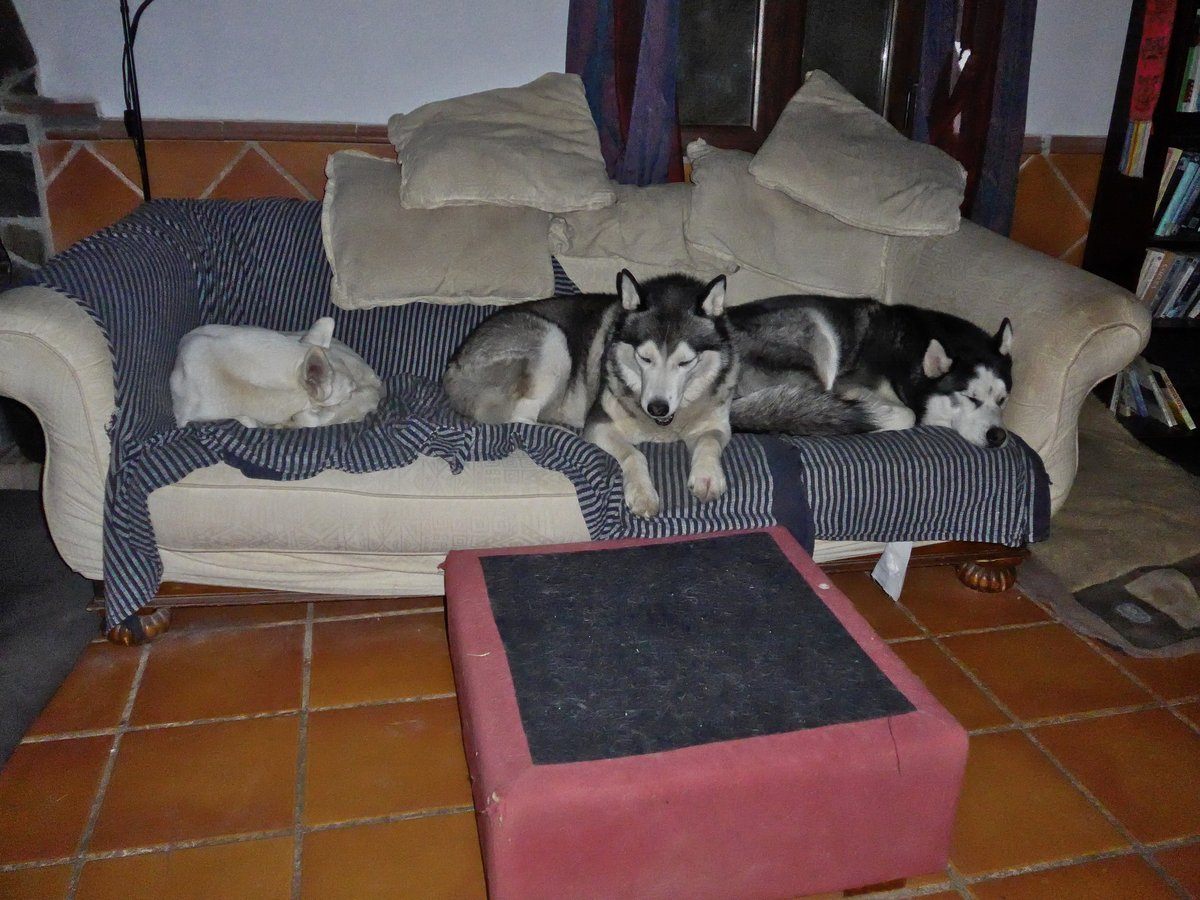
15, 0, 569, 123
16, 0, 1128, 136
1025, 0, 1132, 136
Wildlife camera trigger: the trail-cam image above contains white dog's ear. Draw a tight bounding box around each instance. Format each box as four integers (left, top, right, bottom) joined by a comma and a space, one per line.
301, 317, 335, 349
922, 339, 953, 378
618, 269, 642, 311
700, 275, 726, 317
301, 346, 333, 402
995, 318, 1013, 356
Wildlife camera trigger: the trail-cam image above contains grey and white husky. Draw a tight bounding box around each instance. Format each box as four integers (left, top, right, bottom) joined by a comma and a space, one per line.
443, 271, 738, 517
726, 295, 1013, 448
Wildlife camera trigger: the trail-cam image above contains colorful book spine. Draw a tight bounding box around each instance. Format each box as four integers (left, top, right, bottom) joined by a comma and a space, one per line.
1155, 159, 1199, 235
1110, 370, 1126, 413
1149, 255, 1188, 314
1143, 250, 1178, 308
1134, 358, 1177, 425
1137, 249, 1167, 299
1152, 364, 1197, 429
1160, 258, 1200, 316
1156, 148, 1185, 215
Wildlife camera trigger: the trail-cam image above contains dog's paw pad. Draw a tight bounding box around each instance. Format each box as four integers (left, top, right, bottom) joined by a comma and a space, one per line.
625, 483, 661, 518
688, 468, 727, 503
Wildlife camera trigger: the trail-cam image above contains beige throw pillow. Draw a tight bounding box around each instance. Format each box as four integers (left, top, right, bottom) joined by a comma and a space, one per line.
684, 140, 890, 298
321, 151, 554, 309
749, 71, 965, 236
550, 182, 734, 277
387, 73, 616, 213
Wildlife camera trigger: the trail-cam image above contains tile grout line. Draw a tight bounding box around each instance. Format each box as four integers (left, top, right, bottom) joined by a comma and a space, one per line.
0, 806, 479, 874
300, 804, 476, 835
198, 142, 253, 200
290, 602, 314, 900
918, 621, 1189, 896
19, 691, 460, 744
857, 582, 1188, 893
65, 641, 150, 899
152, 604, 443, 635
1042, 154, 1094, 220
42, 141, 81, 185
1016, 726, 1191, 897
943, 862, 973, 898
889, 619, 1055, 642
253, 141, 317, 201
1083, 640, 1200, 740
963, 698, 1177, 736
85, 141, 146, 199
959, 845, 1161, 887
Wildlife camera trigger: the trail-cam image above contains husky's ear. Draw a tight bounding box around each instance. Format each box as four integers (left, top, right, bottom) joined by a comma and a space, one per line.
699, 275, 727, 317
301, 346, 334, 402
301, 316, 335, 349
922, 339, 953, 379
995, 318, 1013, 356
617, 269, 642, 311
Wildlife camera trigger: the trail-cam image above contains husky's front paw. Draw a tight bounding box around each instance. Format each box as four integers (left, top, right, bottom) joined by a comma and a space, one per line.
624, 480, 661, 517
688, 464, 727, 502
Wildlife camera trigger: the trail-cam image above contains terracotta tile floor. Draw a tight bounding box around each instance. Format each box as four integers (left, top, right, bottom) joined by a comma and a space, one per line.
1, 569, 1197, 899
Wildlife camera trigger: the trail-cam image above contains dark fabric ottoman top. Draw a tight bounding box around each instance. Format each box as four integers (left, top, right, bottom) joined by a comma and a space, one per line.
479, 531, 914, 763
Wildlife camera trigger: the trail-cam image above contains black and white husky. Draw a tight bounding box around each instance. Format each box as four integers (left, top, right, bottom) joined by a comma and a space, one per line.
444, 271, 739, 517
726, 296, 1013, 448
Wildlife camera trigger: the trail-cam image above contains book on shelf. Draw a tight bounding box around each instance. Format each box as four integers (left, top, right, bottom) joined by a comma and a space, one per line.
1134, 247, 1200, 318
1154, 152, 1200, 236
1134, 357, 1176, 426
1179, 11, 1200, 111
1111, 356, 1196, 430
1152, 363, 1198, 429
1155, 149, 1184, 214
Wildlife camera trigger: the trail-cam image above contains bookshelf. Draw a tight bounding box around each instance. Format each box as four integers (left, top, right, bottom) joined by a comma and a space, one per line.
1084, 0, 1200, 473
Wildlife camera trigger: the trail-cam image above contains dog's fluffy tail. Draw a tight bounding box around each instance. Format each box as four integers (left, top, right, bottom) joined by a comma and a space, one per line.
731, 384, 913, 436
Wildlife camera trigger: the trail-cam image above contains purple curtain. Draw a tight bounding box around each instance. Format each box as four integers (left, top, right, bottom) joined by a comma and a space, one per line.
567, 0, 684, 185
914, 0, 1039, 235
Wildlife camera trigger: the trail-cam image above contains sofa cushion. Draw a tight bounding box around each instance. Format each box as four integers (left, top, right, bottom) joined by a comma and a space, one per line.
387, 73, 616, 212
749, 71, 965, 236
149, 454, 590, 555
685, 140, 890, 298
322, 151, 554, 309
550, 182, 733, 277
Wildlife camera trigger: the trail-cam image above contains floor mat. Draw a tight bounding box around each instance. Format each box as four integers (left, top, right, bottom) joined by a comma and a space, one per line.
0, 491, 99, 768
1021, 556, 1200, 658
1030, 397, 1200, 592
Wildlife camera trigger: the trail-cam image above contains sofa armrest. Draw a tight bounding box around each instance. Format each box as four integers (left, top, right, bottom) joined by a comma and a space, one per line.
886, 221, 1150, 513
0, 285, 114, 577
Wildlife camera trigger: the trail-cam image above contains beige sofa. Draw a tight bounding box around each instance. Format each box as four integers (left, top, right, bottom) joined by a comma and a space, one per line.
0, 214, 1149, 609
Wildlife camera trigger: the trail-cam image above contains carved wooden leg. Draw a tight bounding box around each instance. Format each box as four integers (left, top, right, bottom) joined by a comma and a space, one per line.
956, 555, 1021, 593
105, 607, 172, 645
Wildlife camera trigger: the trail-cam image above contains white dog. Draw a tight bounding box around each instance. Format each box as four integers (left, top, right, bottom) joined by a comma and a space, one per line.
170, 317, 384, 428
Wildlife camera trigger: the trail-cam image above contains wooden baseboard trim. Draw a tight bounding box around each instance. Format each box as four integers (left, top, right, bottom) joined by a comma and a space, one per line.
45, 117, 390, 143
819, 540, 1029, 574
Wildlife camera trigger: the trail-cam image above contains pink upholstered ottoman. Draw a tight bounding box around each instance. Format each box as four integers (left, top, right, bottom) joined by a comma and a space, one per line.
443, 528, 967, 900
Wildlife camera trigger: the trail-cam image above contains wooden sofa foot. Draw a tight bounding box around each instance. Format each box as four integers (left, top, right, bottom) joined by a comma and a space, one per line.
955, 556, 1021, 593
105, 607, 172, 645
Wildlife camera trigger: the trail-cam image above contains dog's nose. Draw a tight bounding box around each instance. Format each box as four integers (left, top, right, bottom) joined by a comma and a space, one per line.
985, 426, 1008, 448
646, 399, 669, 418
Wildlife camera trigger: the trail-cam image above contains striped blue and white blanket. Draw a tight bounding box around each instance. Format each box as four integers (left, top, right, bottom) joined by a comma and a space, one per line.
34, 199, 1048, 628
